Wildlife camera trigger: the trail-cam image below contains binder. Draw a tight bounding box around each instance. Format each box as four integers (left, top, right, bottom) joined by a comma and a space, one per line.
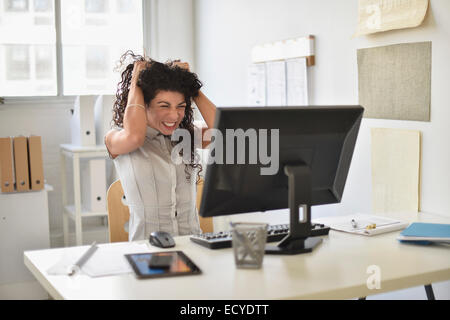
94, 95, 115, 145
0, 137, 15, 193
89, 159, 107, 212
13, 136, 30, 191
28, 136, 44, 191
70, 95, 97, 146
81, 159, 107, 212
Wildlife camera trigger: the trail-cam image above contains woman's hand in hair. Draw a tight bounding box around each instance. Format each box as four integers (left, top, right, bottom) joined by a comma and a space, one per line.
173, 60, 190, 72
131, 60, 150, 86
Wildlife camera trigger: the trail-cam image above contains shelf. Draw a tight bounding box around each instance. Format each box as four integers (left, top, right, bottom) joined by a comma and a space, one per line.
60, 144, 107, 153
60, 143, 109, 246
64, 205, 108, 219
60, 144, 108, 159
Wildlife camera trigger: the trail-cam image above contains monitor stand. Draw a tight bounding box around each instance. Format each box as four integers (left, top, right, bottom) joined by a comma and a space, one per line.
265, 164, 323, 255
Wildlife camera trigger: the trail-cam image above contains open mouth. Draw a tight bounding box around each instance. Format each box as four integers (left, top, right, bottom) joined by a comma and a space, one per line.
162, 121, 177, 131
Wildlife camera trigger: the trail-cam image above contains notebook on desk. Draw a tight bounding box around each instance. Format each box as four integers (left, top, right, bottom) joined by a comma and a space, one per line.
397, 222, 450, 244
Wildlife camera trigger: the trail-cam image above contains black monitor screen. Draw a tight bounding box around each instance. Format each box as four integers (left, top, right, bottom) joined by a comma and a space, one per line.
199, 106, 363, 218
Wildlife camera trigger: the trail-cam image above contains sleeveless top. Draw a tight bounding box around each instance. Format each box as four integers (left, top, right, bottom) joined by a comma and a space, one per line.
113, 126, 202, 241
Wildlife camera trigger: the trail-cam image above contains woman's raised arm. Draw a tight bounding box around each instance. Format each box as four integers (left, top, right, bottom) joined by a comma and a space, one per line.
194, 90, 216, 130
105, 61, 148, 158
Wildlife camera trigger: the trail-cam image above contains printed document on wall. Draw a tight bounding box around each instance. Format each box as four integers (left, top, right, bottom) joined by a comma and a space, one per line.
266, 61, 286, 106
354, 0, 429, 36
371, 128, 421, 213
248, 63, 266, 106
286, 57, 308, 106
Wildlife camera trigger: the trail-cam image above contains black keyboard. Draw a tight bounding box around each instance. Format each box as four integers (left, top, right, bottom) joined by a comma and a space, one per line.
190, 223, 330, 249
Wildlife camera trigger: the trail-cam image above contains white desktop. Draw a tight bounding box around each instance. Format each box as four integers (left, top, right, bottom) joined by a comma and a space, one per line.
24, 210, 450, 300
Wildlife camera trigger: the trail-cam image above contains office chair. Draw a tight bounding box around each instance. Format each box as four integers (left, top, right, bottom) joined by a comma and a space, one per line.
106, 180, 130, 242
106, 179, 214, 242
196, 178, 214, 233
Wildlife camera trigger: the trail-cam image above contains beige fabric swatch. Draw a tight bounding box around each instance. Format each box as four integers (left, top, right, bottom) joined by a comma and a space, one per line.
354, 0, 429, 36
358, 42, 431, 121
371, 128, 421, 213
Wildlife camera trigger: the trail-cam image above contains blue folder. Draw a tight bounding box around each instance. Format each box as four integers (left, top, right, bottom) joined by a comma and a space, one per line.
400, 222, 450, 239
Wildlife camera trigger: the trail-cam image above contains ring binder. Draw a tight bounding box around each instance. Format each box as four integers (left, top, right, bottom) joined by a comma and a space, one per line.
28, 136, 44, 191
0, 137, 14, 193
13, 136, 30, 192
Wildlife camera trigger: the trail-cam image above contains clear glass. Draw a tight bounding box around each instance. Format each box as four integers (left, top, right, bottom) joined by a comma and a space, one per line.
0, 0, 57, 96
60, 0, 143, 95
232, 222, 268, 269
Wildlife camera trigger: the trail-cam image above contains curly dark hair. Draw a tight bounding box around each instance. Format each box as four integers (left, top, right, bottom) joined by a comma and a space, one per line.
112, 50, 203, 183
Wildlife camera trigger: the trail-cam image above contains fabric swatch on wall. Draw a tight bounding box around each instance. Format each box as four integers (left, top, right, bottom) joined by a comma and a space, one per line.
371, 128, 421, 213
358, 42, 431, 121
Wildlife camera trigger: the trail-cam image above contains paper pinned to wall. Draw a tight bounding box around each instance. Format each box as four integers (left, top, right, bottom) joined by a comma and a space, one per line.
266, 60, 286, 106
371, 128, 421, 214
358, 41, 431, 121
248, 63, 266, 106
354, 0, 429, 36
286, 57, 308, 106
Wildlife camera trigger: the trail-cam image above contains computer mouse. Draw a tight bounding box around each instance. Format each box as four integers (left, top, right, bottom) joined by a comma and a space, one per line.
149, 231, 176, 248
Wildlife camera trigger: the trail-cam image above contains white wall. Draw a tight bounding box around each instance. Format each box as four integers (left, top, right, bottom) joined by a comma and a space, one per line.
194, 0, 450, 218
194, 0, 450, 299
151, 0, 195, 67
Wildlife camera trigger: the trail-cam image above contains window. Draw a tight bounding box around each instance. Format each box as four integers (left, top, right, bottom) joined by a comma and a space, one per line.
0, 0, 143, 97
34, 0, 53, 12
61, 0, 143, 95
5, 0, 29, 12
85, 0, 108, 14
0, 0, 57, 96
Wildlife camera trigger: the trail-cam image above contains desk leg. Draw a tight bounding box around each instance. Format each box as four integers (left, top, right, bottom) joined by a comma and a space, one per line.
73, 154, 83, 246
61, 151, 69, 247
424, 284, 435, 300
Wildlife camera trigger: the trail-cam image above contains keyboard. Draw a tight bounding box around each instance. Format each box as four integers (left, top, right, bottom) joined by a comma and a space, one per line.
190, 223, 330, 249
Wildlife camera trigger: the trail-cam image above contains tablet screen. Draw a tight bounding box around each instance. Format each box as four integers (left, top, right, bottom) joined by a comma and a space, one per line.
125, 251, 201, 279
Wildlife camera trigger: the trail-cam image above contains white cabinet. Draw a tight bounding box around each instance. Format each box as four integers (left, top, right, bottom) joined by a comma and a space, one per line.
60, 144, 109, 246
0, 186, 51, 299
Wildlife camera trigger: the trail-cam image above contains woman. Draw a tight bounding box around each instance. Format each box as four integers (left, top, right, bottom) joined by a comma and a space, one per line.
105, 51, 216, 241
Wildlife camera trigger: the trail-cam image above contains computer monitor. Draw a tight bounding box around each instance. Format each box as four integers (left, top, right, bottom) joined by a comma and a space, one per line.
199, 105, 364, 255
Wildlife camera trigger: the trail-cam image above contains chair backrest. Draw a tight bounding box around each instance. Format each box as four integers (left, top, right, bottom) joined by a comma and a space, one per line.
106, 179, 214, 242
196, 179, 214, 233
106, 180, 130, 242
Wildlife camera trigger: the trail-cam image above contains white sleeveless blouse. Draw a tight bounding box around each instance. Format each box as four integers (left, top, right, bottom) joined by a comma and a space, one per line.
113, 126, 202, 241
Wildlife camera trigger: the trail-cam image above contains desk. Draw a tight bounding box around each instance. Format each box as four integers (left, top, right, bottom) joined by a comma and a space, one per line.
24, 212, 450, 300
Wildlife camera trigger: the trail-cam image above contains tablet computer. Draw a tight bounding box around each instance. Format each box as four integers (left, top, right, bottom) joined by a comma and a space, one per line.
124, 251, 202, 279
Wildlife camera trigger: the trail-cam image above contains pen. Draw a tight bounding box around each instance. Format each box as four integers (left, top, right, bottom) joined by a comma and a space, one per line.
351, 219, 358, 229
67, 241, 98, 276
